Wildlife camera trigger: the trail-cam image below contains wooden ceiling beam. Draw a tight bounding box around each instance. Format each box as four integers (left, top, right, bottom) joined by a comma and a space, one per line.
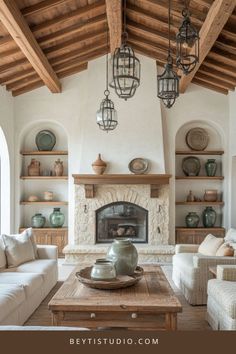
203, 57, 236, 78
0, 0, 61, 93
198, 64, 236, 85
207, 47, 236, 68
105, 0, 122, 53
57, 63, 88, 78
22, 0, 71, 17
179, 0, 236, 93
12, 81, 45, 97
192, 77, 228, 95
194, 71, 235, 90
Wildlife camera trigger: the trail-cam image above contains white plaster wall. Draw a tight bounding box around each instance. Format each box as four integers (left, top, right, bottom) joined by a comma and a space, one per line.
229, 91, 236, 227
13, 55, 165, 241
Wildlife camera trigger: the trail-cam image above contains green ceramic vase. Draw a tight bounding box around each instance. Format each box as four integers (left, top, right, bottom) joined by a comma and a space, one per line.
202, 207, 217, 227
49, 208, 65, 228
31, 213, 46, 228
106, 238, 138, 275
185, 212, 200, 228
205, 159, 217, 177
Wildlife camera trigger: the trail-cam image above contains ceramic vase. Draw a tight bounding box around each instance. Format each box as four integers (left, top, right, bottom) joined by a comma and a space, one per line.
49, 208, 65, 228
44, 191, 53, 201
31, 213, 46, 228
204, 190, 218, 202
202, 207, 217, 228
91, 259, 116, 280
205, 159, 217, 177
185, 212, 200, 228
54, 159, 64, 176
106, 238, 138, 275
186, 190, 195, 202
92, 154, 107, 175
28, 159, 40, 176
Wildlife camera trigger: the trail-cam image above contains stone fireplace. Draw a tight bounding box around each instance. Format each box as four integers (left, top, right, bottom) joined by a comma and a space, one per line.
63, 174, 175, 263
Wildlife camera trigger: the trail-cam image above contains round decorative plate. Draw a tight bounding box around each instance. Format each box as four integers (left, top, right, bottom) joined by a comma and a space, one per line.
76, 266, 144, 290
35, 130, 56, 151
128, 158, 149, 174
182, 156, 201, 176
186, 128, 209, 151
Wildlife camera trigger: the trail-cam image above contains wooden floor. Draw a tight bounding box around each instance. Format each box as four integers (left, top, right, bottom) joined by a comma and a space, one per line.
25, 266, 211, 331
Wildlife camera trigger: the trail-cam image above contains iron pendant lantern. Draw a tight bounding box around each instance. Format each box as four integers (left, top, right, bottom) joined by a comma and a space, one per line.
176, 9, 199, 75
96, 90, 118, 132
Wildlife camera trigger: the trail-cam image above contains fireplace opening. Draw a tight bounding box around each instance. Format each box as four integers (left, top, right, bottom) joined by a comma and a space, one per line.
96, 202, 148, 243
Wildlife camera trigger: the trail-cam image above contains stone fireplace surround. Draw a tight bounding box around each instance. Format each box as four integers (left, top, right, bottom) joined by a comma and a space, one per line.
63, 174, 175, 263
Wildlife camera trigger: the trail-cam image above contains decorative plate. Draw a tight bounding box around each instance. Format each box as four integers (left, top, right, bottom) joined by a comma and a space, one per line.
128, 158, 149, 174
182, 156, 201, 176
35, 130, 56, 151
186, 128, 209, 151
76, 266, 144, 290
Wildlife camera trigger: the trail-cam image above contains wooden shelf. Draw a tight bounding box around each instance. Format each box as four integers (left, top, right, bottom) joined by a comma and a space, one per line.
176, 176, 224, 180
20, 227, 68, 231
176, 201, 224, 206
176, 227, 225, 231
20, 176, 68, 180
20, 201, 68, 206
20, 150, 68, 156
175, 150, 224, 155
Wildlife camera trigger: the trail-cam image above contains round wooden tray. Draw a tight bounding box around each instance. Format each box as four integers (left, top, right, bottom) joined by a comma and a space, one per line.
76, 266, 144, 290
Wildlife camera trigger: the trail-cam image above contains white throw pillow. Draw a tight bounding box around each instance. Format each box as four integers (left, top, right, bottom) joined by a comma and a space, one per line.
224, 228, 236, 243
2, 232, 35, 268
198, 234, 224, 256
0, 236, 7, 270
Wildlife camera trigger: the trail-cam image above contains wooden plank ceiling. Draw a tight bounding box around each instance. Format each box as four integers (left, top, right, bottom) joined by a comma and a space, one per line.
0, 0, 235, 96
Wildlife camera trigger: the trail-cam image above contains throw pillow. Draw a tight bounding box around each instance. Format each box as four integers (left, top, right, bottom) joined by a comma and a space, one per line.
24, 228, 38, 259
224, 228, 236, 243
0, 236, 7, 270
216, 243, 234, 257
2, 232, 35, 268
198, 234, 224, 256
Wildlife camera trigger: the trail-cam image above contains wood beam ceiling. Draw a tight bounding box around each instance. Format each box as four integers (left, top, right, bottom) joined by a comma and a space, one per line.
0, 0, 61, 93
105, 0, 122, 53
179, 0, 236, 93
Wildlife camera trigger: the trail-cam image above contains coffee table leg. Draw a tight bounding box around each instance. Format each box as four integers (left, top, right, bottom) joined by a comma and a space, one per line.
165, 313, 177, 331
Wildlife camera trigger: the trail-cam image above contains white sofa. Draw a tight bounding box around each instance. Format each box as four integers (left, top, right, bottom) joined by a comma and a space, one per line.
0, 244, 58, 325
207, 265, 236, 330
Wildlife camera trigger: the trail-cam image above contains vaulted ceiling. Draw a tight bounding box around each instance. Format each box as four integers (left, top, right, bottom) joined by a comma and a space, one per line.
0, 0, 235, 96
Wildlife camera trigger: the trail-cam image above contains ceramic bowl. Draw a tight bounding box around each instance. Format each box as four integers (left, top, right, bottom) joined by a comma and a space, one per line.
28, 195, 39, 202
91, 259, 116, 281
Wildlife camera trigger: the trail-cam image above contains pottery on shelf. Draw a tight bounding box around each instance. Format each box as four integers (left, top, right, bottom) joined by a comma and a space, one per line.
91, 259, 116, 281
182, 156, 201, 176
205, 159, 217, 177
186, 190, 195, 202
35, 130, 56, 151
31, 213, 46, 228
28, 158, 40, 176
106, 238, 138, 276
49, 208, 65, 228
54, 159, 64, 176
28, 195, 39, 202
204, 190, 218, 202
202, 206, 217, 228
185, 212, 200, 228
43, 191, 53, 201
92, 154, 107, 175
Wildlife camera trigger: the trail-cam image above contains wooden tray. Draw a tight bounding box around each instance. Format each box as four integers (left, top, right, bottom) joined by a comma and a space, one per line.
75, 266, 144, 290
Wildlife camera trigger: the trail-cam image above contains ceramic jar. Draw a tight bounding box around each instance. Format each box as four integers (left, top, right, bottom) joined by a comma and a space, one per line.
205, 159, 217, 177
44, 191, 53, 201
204, 190, 218, 202
92, 154, 107, 175
54, 159, 64, 176
202, 207, 217, 227
186, 190, 195, 202
107, 238, 138, 275
28, 159, 40, 176
91, 259, 116, 280
31, 213, 46, 228
28, 195, 39, 202
185, 212, 200, 228
49, 208, 65, 228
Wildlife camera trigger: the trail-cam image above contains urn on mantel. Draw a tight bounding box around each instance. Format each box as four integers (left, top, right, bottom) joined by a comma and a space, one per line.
92, 154, 107, 175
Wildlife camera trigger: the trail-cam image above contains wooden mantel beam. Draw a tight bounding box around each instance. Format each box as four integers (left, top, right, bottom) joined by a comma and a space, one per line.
105, 0, 122, 53
0, 0, 61, 93
179, 0, 236, 93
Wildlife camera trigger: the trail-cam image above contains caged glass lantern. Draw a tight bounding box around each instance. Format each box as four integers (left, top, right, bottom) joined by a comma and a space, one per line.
96, 90, 118, 132
176, 9, 199, 75
157, 54, 180, 109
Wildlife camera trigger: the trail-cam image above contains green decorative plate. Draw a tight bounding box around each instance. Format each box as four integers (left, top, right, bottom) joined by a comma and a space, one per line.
35, 130, 56, 151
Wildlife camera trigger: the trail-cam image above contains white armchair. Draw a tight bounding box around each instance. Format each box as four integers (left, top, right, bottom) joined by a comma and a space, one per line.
207, 265, 236, 330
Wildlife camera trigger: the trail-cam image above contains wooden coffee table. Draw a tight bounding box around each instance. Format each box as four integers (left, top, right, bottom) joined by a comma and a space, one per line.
48, 265, 182, 330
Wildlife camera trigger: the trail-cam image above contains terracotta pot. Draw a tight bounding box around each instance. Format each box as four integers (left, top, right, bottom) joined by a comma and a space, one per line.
54, 159, 64, 176
204, 190, 218, 202
28, 158, 40, 176
92, 154, 107, 175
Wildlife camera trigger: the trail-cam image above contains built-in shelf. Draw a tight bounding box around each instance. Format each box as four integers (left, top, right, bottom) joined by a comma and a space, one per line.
176, 227, 225, 231
175, 150, 224, 155
20, 201, 68, 206
20, 150, 68, 156
20, 227, 68, 231
176, 201, 224, 206
176, 176, 224, 180
20, 176, 68, 180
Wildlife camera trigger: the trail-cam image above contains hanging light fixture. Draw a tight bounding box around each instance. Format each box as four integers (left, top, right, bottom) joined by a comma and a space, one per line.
109, 0, 140, 100
157, 0, 179, 109
176, 1, 199, 75
96, 29, 118, 132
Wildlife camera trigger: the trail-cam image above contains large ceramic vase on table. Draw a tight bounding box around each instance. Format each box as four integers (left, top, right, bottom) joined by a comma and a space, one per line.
205, 159, 217, 177
185, 212, 200, 228
49, 208, 65, 228
107, 239, 138, 275
202, 207, 217, 227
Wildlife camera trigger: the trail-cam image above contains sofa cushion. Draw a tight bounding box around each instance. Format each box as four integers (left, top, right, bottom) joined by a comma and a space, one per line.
0, 273, 43, 298
208, 279, 236, 319
0, 284, 25, 323
12, 259, 57, 283
173, 253, 195, 270
2, 232, 35, 268
198, 234, 224, 256
224, 228, 236, 243
0, 237, 6, 270
216, 243, 234, 257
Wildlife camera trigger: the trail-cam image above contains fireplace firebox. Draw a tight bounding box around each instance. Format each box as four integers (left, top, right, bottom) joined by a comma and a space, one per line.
96, 202, 148, 243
